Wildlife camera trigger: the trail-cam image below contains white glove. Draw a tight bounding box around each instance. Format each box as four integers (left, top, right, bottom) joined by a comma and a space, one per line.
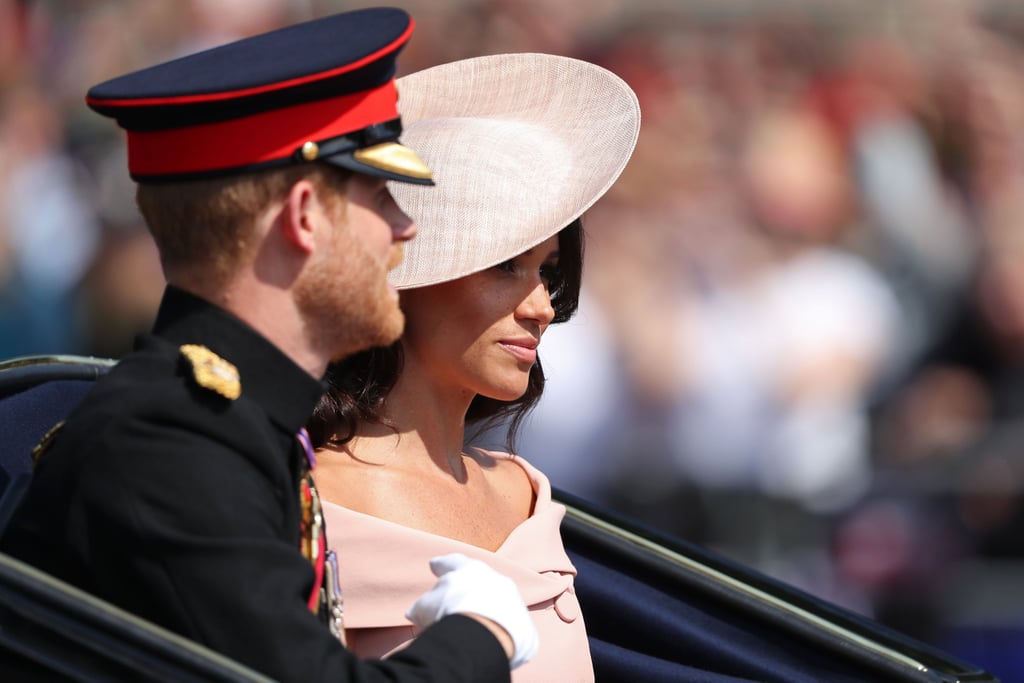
406, 553, 539, 669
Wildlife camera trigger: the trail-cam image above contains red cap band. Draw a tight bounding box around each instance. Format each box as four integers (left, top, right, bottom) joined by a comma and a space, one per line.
126, 80, 399, 177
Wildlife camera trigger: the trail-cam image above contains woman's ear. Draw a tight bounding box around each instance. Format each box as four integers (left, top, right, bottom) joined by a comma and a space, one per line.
281, 179, 318, 253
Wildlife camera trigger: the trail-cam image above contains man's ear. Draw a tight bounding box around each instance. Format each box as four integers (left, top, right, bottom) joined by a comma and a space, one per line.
281, 179, 318, 253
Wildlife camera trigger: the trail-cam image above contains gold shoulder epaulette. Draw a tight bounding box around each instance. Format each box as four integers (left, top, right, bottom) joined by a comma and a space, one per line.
32, 420, 65, 465
179, 344, 241, 400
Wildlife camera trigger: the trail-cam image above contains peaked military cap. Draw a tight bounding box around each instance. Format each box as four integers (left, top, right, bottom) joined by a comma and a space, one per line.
86, 7, 433, 185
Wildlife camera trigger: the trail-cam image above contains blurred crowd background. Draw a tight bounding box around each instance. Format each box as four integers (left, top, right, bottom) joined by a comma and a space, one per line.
3, 0, 1024, 679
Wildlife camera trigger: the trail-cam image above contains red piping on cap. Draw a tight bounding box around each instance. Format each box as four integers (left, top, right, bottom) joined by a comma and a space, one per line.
126, 81, 398, 177
87, 20, 414, 107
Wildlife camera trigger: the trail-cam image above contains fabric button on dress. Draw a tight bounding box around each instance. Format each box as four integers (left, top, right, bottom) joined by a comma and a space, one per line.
553, 587, 580, 623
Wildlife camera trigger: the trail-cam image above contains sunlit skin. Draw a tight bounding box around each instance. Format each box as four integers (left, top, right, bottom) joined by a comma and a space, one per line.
399, 234, 560, 406
296, 174, 417, 365
314, 235, 561, 550
191, 174, 415, 380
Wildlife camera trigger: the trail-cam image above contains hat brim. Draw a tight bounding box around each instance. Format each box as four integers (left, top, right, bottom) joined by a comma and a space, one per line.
387, 53, 640, 289
324, 141, 434, 185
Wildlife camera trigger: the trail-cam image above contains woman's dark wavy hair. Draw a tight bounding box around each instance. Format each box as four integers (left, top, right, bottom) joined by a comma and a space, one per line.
307, 218, 584, 452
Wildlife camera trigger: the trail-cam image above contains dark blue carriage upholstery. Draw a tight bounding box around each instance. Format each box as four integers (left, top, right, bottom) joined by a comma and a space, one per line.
560, 490, 993, 682
0, 357, 113, 461
1, 381, 93, 478
0, 380, 94, 535
0, 356, 999, 682
0, 357, 112, 534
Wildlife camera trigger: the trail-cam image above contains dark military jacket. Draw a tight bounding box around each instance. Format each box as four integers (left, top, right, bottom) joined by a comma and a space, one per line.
1, 286, 508, 682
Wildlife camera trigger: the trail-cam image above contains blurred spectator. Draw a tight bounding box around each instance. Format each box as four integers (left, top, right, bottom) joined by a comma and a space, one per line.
0, 80, 98, 356
655, 105, 902, 513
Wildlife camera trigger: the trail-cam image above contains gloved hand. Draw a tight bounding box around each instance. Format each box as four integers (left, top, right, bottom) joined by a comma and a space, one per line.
406, 553, 539, 669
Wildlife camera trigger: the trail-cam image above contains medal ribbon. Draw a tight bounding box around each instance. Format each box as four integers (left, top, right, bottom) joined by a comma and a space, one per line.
297, 427, 326, 613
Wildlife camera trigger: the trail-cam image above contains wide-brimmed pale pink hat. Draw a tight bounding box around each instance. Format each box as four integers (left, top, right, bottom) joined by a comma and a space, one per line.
387, 52, 641, 289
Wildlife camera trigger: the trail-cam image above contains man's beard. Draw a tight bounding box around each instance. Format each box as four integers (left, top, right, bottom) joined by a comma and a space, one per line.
295, 247, 405, 364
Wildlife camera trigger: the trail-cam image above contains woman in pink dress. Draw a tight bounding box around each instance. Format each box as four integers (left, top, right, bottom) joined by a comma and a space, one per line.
306, 53, 640, 682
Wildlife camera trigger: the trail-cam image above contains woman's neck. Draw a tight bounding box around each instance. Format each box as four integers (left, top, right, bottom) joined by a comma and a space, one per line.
358, 368, 475, 479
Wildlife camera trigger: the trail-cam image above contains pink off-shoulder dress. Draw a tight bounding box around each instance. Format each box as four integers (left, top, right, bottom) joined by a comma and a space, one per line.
321, 451, 594, 682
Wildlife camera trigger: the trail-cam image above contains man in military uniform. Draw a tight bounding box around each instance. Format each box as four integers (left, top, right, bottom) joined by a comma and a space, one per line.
0, 7, 536, 681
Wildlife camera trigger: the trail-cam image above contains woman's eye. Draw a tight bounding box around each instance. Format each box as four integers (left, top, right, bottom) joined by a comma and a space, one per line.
493, 259, 517, 274
540, 263, 561, 287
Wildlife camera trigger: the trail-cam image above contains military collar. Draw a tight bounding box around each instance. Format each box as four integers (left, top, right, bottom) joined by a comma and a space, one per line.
149, 286, 325, 434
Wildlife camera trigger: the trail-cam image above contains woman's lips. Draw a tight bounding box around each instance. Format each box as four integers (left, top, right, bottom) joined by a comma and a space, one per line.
499, 339, 538, 364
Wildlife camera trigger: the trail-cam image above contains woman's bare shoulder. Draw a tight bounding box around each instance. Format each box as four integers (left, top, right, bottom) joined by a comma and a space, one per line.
467, 448, 536, 509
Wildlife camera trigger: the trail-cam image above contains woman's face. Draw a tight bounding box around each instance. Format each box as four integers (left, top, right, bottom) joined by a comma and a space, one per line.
399, 235, 560, 402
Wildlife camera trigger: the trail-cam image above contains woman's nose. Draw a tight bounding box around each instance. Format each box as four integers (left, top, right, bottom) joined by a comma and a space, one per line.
518, 281, 555, 325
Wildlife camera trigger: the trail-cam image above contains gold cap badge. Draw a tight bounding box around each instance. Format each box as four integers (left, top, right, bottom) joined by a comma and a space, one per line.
180, 344, 241, 400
